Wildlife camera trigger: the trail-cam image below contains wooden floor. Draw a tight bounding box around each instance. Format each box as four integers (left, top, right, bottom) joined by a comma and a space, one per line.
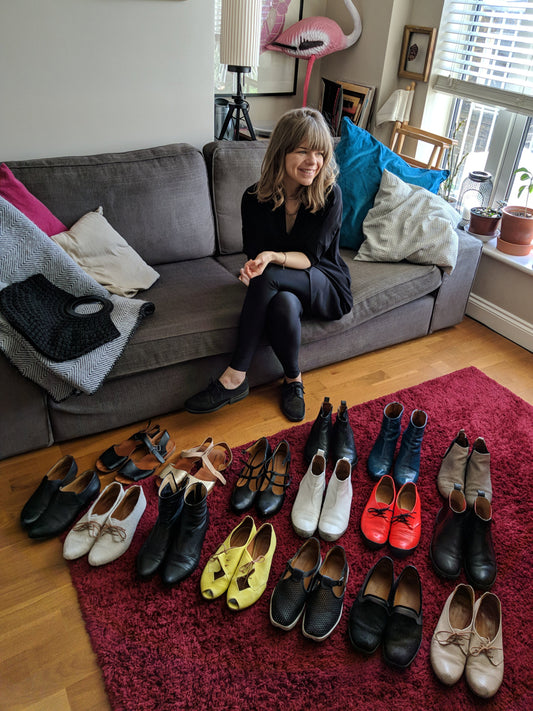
1, 317, 532, 711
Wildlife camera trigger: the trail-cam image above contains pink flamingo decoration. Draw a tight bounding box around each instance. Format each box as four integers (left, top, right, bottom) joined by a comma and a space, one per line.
266, 0, 362, 106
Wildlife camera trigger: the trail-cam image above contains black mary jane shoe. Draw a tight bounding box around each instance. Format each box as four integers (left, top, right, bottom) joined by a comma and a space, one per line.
230, 437, 272, 514
256, 440, 291, 518
281, 380, 305, 422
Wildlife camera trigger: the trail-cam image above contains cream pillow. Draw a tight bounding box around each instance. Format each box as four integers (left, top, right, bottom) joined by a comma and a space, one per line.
355, 169, 460, 273
51, 208, 159, 297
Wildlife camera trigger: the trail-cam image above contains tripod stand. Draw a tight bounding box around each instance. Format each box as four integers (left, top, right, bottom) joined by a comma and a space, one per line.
217, 66, 256, 141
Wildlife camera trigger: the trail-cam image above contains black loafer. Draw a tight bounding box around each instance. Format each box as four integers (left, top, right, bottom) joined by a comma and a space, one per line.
27, 470, 100, 539
256, 440, 291, 518
383, 564, 423, 668
281, 380, 305, 422
185, 377, 249, 414
20, 455, 78, 529
270, 537, 321, 630
348, 556, 394, 654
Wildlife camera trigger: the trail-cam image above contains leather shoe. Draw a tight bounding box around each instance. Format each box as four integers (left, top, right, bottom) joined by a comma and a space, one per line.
437, 429, 469, 499
464, 492, 497, 591
281, 380, 305, 422
317, 457, 353, 542
20, 455, 77, 529
383, 564, 423, 668
302, 545, 348, 641
227, 522, 277, 610
430, 583, 475, 685
360, 474, 396, 549
348, 556, 394, 654
291, 449, 326, 538
393, 409, 428, 486
367, 402, 403, 480
303, 396, 333, 463
388, 482, 421, 557
269, 537, 321, 630
465, 592, 504, 698
330, 400, 357, 467
185, 376, 249, 414
256, 440, 291, 518
230, 437, 271, 514
430, 484, 468, 579
464, 437, 492, 507
27, 470, 100, 539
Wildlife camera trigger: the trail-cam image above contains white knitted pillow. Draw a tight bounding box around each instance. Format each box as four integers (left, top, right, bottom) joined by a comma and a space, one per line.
355, 169, 460, 273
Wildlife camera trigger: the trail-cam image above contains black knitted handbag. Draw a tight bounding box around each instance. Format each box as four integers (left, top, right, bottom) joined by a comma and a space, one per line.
0, 274, 120, 361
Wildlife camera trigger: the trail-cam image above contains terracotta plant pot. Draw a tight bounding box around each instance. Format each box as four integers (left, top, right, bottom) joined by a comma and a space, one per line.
468, 207, 502, 241
499, 205, 533, 255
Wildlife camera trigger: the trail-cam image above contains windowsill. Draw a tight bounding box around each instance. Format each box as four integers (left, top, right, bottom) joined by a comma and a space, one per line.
475, 236, 533, 275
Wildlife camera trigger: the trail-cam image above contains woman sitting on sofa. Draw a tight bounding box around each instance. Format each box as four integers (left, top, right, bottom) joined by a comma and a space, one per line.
185, 107, 352, 422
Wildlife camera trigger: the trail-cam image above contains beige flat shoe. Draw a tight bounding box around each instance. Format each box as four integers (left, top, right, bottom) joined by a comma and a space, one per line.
465, 592, 504, 698
430, 583, 475, 685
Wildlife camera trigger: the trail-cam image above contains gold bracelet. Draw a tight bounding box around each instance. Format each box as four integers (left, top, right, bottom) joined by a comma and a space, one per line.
281, 251, 287, 269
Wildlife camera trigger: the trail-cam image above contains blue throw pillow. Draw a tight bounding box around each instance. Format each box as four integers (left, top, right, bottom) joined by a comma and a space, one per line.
336, 118, 449, 251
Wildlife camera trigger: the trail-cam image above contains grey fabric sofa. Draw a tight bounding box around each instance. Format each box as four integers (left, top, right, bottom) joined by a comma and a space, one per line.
0, 141, 482, 460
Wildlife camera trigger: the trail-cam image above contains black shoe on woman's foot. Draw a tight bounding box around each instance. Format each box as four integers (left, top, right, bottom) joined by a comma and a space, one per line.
185, 377, 249, 414
281, 381, 305, 422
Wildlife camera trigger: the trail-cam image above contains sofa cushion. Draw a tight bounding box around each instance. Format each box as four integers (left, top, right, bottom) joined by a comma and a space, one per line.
6, 144, 216, 266
203, 141, 266, 254
336, 119, 448, 252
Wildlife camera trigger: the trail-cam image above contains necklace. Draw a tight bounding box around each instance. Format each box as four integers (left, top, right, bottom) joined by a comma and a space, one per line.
285, 206, 299, 217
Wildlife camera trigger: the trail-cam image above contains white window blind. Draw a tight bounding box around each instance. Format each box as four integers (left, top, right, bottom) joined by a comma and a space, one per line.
433, 0, 533, 115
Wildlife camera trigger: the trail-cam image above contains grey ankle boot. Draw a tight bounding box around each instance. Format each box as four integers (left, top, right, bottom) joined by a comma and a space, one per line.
393, 409, 428, 486
437, 429, 469, 499
465, 437, 492, 507
367, 401, 404, 480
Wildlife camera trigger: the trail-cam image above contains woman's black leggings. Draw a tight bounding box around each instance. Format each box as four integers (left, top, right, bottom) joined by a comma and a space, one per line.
230, 264, 314, 379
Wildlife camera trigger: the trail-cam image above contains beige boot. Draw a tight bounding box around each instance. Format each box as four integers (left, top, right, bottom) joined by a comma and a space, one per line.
437, 429, 469, 499
465, 437, 492, 507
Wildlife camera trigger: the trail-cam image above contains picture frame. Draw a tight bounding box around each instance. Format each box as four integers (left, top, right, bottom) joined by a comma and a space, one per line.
215, 0, 304, 97
398, 25, 437, 83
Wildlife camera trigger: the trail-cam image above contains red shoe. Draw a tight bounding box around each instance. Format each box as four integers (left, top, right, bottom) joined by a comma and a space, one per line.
360, 475, 396, 549
388, 482, 421, 557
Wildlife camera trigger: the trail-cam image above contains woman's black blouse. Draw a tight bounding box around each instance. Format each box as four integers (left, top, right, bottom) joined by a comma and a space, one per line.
240, 182, 353, 320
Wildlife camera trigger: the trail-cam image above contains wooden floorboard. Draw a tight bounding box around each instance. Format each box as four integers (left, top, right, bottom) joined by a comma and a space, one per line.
1, 317, 531, 710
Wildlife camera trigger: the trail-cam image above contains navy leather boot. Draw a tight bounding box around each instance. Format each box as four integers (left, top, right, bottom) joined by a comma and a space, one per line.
393, 409, 428, 486
367, 402, 404, 480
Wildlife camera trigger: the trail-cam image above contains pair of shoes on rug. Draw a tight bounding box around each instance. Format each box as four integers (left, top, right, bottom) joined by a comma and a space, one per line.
290, 450, 353, 541
230, 438, 291, 518
270, 538, 348, 642
281, 379, 305, 422
437, 430, 492, 506
184, 376, 249, 414
366, 402, 428, 486
63, 482, 146, 566
304, 397, 358, 468
21, 459, 101, 540
430, 584, 504, 698
155, 436, 232, 493
136, 472, 209, 585
200, 515, 276, 610
359, 475, 421, 557
95, 422, 176, 483
348, 556, 422, 669
430, 484, 497, 590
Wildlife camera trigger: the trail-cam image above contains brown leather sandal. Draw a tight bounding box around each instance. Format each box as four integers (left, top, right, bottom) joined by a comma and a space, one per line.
187, 442, 232, 493
114, 430, 176, 483
95, 422, 160, 473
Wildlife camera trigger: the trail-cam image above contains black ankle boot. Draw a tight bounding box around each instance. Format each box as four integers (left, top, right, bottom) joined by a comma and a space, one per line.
136, 472, 186, 579
430, 484, 468, 579
330, 400, 357, 467
304, 396, 333, 464
464, 492, 497, 591
161, 482, 209, 586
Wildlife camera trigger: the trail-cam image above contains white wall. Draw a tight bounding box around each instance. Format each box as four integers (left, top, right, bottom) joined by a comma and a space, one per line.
0, 0, 214, 160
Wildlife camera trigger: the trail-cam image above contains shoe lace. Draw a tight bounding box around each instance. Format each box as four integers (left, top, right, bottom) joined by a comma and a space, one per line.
434, 629, 471, 656
368, 505, 393, 519
391, 511, 415, 528
72, 520, 102, 538
469, 639, 503, 665
100, 523, 127, 542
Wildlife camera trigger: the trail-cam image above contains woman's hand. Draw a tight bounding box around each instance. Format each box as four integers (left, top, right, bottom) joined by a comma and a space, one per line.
240, 251, 274, 282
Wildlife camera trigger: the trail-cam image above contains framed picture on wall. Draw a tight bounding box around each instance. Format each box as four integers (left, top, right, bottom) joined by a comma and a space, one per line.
215, 0, 304, 96
398, 25, 437, 83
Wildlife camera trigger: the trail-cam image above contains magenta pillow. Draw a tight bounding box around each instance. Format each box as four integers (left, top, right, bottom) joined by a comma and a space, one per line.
0, 163, 67, 236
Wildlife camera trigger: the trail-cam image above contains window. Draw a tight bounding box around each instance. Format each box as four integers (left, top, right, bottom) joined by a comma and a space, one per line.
433, 1, 533, 206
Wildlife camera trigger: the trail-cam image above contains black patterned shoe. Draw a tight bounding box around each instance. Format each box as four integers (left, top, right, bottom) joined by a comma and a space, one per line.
185, 377, 249, 414
281, 380, 305, 422
270, 537, 321, 631
302, 545, 349, 641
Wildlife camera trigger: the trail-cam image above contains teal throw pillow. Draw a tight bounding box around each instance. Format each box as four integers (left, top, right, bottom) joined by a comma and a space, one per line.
336, 118, 449, 251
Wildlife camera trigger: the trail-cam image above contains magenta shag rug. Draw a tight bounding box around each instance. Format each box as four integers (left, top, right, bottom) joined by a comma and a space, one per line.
67, 367, 533, 711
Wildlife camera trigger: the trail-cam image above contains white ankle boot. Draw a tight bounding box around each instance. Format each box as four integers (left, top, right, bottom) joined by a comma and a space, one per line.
291, 449, 326, 538
318, 458, 353, 541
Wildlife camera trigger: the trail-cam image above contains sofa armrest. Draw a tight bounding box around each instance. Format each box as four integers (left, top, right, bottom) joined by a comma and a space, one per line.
429, 228, 483, 332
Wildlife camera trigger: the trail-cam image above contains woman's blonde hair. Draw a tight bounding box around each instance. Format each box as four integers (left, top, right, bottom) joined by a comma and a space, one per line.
255, 108, 337, 213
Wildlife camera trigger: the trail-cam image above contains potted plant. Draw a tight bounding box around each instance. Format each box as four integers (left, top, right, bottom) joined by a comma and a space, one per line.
468, 206, 502, 241
499, 166, 533, 255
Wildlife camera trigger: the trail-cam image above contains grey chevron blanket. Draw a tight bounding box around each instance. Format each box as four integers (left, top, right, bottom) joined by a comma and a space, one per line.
0, 196, 154, 400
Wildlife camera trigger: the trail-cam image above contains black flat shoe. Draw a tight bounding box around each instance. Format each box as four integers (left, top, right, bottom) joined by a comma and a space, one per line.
256, 440, 291, 518
281, 380, 305, 422
230, 437, 272, 514
27, 470, 100, 539
304, 396, 333, 463
185, 377, 249, 414
302, 545, 349, 642
348, 556, 394, 654
20, 455, 78, 529
383, 564, 423, 668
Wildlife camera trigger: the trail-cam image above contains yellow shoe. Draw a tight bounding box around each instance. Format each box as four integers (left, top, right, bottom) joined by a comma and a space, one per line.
227, 522, 277, 611
200, 515, 256, 599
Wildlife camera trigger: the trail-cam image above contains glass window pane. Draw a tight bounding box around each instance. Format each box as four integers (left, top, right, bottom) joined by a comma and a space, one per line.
506, 119, 533, 207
